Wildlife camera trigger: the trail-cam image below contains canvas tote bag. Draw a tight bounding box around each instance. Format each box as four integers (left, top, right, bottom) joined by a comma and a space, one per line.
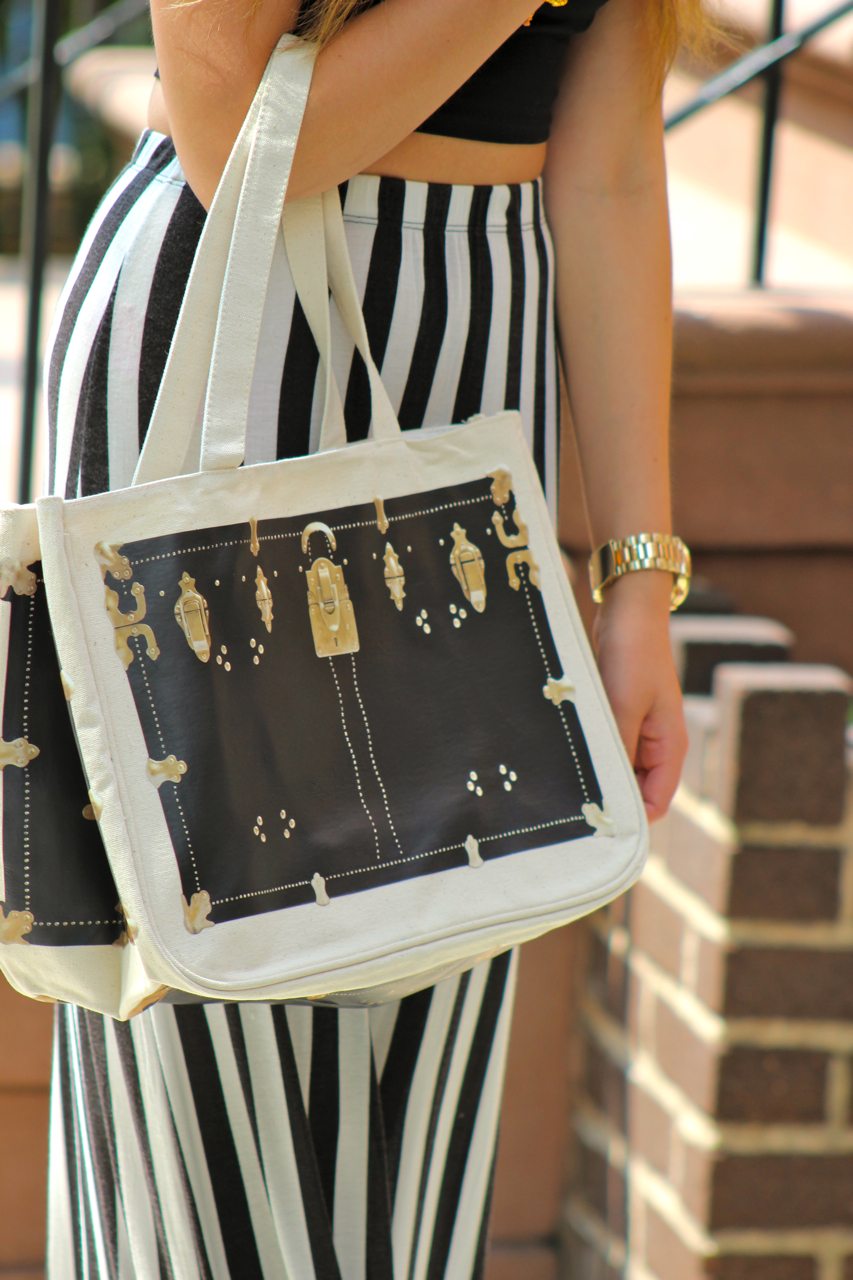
1, 35, 648, 1019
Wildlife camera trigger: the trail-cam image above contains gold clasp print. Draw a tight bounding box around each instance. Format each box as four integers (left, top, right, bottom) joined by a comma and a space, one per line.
491, 510, 541, 591
0, 559, 37, 598
249, 517, 260, 557
0, 906, 34, 944
543, 675, 576, 706
0, 737, 39, 770
182, 890, 214, 933
94, 542, 132, 582
374, 497, 389, 535
383, 543, 406, 611
114, 902, 138, 948
449, 524, 487, 613
105, 583, 159, 669
488, 469, 513, 508
255, 566, 274, 633
147, 756, 188, 787
174, 572, 211, 662
302, 523, 360, 658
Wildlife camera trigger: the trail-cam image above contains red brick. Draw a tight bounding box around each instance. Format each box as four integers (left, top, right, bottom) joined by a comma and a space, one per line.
711, 1154, 853, 1229
717, 1049, 828, 1123
585, 928, 629, 1023
626, 970, 647, 1057
706, 1259, 816, 1280
729, 846, 842, 922
582, 1038, 627, 1131
485, 1244, 558, 1280
724, 948, 853, 1021
680, 694, 719, 797
0, 1093, 49, 1268
630, 881, 685, 981
644, 1203, 706, 1280
626, 1083, 672, 1178
563, 1227, 622, 1280
713, 666, 851, 826
653, 998, 719, 1112
0, 981, 53, 1089
662, 802, 734, 914
573, 1138, 627, 1238
678, 1139, 716, 1224
692, 934, 728, 1010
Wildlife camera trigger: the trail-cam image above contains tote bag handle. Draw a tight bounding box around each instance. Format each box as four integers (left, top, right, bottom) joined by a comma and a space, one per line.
133, 36, 402, 488
133, 34, 303, 486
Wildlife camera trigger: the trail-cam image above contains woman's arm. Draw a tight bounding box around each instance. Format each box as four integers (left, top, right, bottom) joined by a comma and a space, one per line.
542, 0, 687, 820
150, 0, 538, 208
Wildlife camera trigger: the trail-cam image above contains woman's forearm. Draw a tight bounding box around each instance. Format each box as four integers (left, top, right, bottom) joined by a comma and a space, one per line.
150, 0, 536, 208
545, 132, 675, 567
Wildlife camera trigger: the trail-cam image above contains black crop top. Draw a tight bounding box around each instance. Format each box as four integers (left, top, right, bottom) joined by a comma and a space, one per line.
413, 0, 611, 144
153, 0, 610, 145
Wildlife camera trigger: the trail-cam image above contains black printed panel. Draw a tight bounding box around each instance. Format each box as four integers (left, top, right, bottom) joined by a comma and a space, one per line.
107, 475, 604, 926
1, 569, 122, 947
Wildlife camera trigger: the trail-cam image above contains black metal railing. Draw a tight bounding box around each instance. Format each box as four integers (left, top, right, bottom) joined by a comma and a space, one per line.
2, 0, 148, 504
665, 0, 853, 286
5, 0, 853, 503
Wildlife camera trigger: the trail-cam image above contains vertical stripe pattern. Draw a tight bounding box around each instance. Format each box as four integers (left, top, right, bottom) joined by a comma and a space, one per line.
45, 127, 555, 1277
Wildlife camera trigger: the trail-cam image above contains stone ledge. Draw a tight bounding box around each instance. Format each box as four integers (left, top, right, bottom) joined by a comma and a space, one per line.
63, 46, 156, 144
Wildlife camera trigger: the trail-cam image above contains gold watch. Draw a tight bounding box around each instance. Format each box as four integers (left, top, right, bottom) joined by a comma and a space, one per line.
588, 533, 691, 611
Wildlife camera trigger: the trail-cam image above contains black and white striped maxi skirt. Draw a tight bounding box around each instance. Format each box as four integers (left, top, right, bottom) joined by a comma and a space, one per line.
44, 128, 561, 1280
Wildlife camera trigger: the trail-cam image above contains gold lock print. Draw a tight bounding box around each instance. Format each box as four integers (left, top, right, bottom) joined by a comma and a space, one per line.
449, 523, 487, 613
174, 572, 212, 662
301, 522, 360, 658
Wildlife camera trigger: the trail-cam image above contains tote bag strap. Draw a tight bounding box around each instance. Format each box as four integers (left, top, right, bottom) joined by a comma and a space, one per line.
132, 35, 327, 485
198, 45, 403, 468
134, 36, 403, 486
279, 193, 402, 456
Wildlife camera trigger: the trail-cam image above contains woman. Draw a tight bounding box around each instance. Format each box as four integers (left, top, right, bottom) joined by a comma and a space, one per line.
45, 0, 716, 1274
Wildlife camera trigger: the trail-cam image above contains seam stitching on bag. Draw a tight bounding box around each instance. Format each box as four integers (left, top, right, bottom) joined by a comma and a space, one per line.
328, 658, 383, 864
209, 813, 588, 906
349, 654, 404, 858
126, 496, 491, 566
517, 552, 592, 805
138, 645, 203, 893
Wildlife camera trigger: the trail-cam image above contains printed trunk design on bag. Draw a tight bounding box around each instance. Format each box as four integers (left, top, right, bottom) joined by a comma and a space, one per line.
0, 567, 124, 948
96, 475, 608, 928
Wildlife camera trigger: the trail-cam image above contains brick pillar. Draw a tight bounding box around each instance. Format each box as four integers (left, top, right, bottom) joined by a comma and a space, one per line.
565, 644, 853, 1280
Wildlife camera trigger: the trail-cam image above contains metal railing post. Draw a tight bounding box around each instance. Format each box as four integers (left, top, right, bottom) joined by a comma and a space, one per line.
751, 0, 786, 285
18, 0, 63, 503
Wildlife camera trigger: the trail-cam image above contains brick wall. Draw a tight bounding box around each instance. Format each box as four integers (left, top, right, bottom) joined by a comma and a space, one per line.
565, 619, 853, 1280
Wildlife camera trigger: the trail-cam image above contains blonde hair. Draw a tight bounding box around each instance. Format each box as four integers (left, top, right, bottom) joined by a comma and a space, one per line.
167, 0, 735, 94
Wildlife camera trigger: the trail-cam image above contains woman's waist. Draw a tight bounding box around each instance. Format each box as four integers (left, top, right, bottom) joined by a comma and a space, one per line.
359, 131, 546, 186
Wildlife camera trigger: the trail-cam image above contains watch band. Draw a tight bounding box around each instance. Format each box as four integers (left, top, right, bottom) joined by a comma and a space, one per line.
588, 532, 692, 611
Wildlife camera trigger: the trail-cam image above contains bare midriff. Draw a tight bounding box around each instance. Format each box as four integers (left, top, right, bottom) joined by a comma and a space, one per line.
146, 80, 548, 186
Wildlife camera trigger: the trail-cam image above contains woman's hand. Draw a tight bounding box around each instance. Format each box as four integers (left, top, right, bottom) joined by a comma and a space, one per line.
590, 571, 688, 824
